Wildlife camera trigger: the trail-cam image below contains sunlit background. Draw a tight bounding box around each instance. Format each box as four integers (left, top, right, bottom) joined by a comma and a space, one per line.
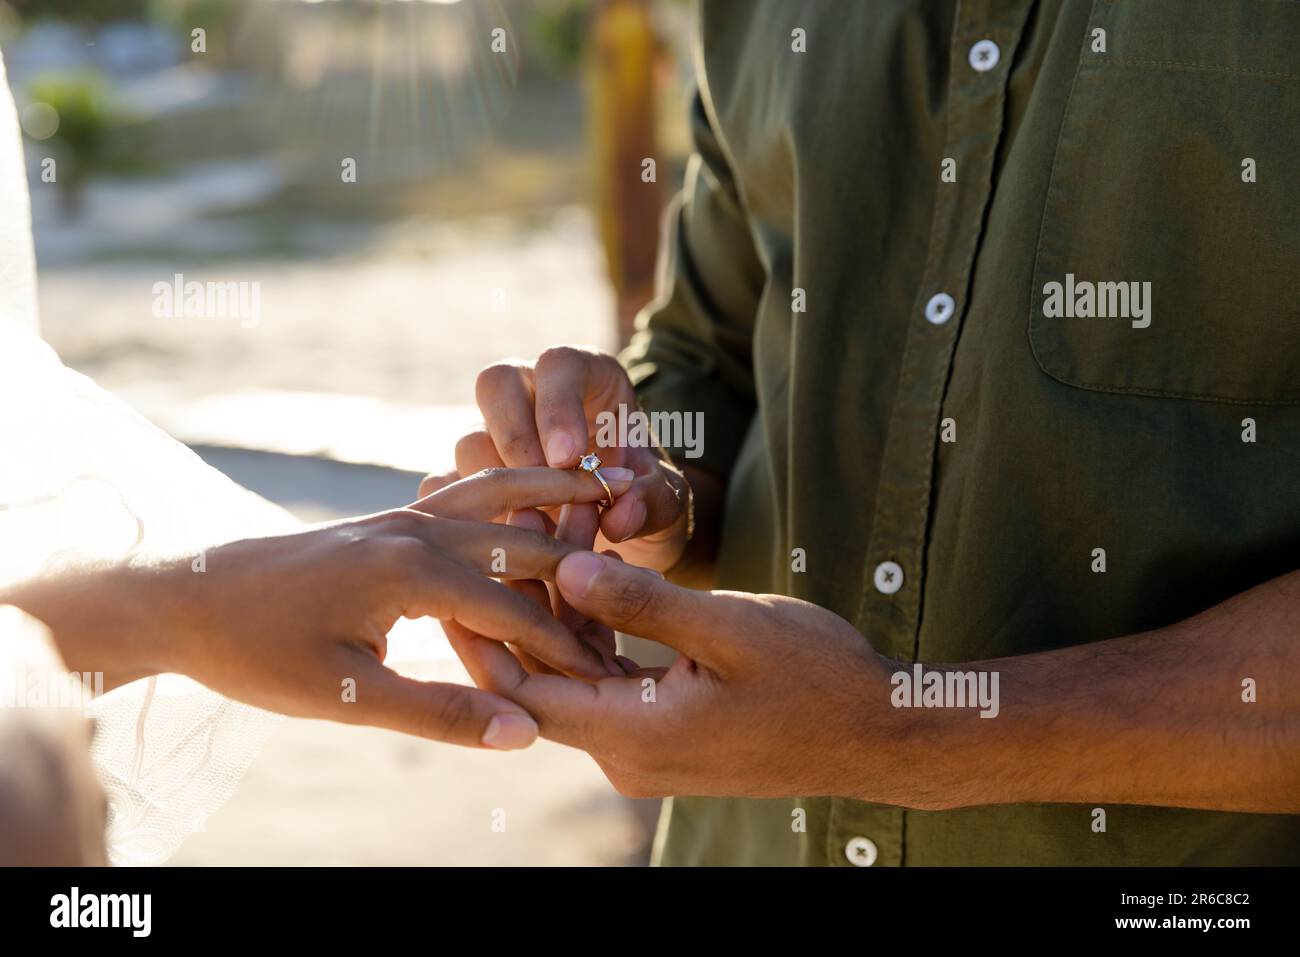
0, 0, 694, 865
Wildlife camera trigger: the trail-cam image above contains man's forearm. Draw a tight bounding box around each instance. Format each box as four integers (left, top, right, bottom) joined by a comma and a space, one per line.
878, 570, 1300, 813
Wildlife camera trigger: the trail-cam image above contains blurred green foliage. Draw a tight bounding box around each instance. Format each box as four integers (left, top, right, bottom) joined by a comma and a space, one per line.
11, 0, 152, 24
8, 0, 239, 45
531, 0, 591, 76
149, 0, 240, 32
149, 0, 242, 67
26, 72, 131, 215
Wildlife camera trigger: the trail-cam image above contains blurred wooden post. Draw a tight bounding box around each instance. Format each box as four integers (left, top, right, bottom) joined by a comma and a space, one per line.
587, 0, 661, 347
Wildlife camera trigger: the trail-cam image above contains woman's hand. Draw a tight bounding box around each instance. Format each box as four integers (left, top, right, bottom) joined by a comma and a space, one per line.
0, 467, 632, 750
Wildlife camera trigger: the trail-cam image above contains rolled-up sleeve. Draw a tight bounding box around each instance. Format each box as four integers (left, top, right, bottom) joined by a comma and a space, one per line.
622, 86, 765, 480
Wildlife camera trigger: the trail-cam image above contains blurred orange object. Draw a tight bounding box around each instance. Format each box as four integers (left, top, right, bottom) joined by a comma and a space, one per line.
587, 0, 663, 346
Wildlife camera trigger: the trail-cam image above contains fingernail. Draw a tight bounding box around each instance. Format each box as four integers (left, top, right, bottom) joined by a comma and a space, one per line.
557, 551, 608, 598
482, 713, 539, 750
546, 433, 577, 467
603, 466, 635, 483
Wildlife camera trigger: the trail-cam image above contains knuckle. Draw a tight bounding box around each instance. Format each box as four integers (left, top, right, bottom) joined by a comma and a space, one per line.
384, 539, 435, 585
606, 573, 658, 629
354, 510, 392, 529
538, 394, 575, 427
541, 531, 571, 565
352, 517, 434, 573
466, 466, 519, 510
496, 429, 538, 463
416, 469, 459, 499
664, 463, 690, 503
536, 344, 588, 371
394, 536, 434, 571
454, 430, 493, 465
384, 508, 430, 540
518, 591, 554, 634
593, 350, 628, 379
343, 527, 391, 564
645, 473, 682, 518
509, 531, 565, 580
474, 361, 524, 400
421, 687, 478, 740
595, 352, 635, 391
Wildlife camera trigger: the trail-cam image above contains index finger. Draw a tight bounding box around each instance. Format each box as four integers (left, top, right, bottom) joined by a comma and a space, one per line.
533, 346, 598, 467
443, 619, 611, 751
533, 348, 637, 468
410, 466, 634, 523
404, 554, 612, 680
476, 362, 546, 467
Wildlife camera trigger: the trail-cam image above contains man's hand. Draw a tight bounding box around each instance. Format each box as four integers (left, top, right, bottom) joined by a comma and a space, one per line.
450, 548, 1300, 813
445, 549, 904, 799
1, 467, 632, 752
426, 347, 701, 575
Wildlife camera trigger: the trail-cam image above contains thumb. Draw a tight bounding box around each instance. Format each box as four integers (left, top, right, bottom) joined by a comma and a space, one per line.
554, 551, 723, 664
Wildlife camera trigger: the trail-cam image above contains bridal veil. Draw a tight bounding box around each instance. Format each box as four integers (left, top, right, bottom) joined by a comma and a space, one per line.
0, 50, 286, 866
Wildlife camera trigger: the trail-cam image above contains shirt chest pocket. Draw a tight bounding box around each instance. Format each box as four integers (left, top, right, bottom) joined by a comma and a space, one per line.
1028, 0, 1300, 405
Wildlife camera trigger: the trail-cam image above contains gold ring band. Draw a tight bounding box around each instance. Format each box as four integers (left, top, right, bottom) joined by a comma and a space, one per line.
576, 451, 614, 509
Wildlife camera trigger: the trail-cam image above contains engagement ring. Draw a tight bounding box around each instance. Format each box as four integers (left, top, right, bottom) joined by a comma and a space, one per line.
576, 452, 614, 509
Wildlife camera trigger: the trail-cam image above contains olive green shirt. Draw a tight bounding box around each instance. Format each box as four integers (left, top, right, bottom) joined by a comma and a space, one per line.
624, 0, 1300, 865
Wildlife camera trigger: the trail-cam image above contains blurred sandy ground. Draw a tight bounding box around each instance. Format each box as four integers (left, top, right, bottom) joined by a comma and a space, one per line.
37, 211, 663, 866
38, 208, 617, 408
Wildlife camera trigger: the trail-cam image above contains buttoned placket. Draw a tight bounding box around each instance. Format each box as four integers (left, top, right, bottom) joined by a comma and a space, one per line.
827, 0, 1035, 867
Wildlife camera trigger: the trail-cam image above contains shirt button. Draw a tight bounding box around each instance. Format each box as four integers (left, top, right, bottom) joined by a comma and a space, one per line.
969, 39, 1000, 72
846, 836, 878, 867
924, 292, 955, 325
873, 560, 904, 595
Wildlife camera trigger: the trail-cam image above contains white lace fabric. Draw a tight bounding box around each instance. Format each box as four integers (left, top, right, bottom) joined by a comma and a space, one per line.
0, 316, 295, 865
0, 50, 286, 866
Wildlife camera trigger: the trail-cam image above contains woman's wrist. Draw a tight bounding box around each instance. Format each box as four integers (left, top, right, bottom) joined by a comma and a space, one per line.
0, 559, 187, 691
